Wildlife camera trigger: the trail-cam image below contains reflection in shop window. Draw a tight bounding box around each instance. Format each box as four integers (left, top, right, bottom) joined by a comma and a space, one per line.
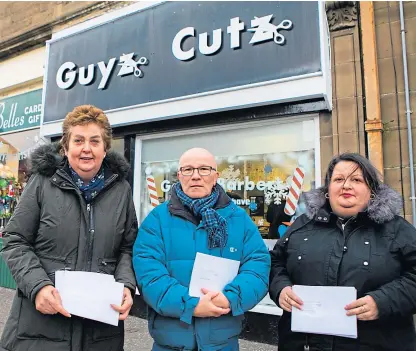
111, 138, 124, 156
140, 119, 318, 240
0, 129, 42, 229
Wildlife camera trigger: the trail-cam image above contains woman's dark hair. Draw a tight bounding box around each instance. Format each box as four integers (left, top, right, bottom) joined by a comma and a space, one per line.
323, 153, 382, 194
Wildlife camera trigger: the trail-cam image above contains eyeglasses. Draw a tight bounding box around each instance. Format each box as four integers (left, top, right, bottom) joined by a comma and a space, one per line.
179, 166, 216, 176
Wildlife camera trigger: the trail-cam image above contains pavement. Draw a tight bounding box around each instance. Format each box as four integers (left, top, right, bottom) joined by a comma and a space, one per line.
0, 287, 275, 351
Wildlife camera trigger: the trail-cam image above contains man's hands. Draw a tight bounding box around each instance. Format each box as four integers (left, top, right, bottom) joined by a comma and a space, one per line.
35, 285, 71, 317
201, 288, 230, 309
193, 289, 231, 318
111, 288, 134, 320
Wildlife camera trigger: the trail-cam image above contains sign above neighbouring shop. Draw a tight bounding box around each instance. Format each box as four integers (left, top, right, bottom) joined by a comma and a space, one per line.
0, 90, 42, 134
43, 1, 326, 124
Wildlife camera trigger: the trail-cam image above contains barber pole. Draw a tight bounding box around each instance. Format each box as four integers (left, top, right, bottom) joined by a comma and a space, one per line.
145, 167, 160, 207
284, 167, 305, 216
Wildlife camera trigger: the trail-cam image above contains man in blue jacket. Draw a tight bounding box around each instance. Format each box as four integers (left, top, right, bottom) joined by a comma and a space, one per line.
133, 147, 271, 351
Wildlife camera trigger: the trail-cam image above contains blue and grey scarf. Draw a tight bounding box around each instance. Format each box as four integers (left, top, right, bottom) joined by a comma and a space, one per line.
173, 182, 228, 249
69, 165, 105, 203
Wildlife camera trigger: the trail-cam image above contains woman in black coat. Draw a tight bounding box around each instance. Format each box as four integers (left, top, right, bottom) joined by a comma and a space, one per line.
0, 105, 138, 351
269, 153, 416, 351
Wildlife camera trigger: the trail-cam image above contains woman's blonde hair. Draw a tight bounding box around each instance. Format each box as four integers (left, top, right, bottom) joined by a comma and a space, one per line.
60, 105, 112, 154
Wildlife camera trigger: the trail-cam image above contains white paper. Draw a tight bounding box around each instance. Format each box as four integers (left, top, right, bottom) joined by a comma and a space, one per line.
189, 253, 240, 297
291, 285, 357, 339
263, 239, 278, 251
55, 271, 124, 326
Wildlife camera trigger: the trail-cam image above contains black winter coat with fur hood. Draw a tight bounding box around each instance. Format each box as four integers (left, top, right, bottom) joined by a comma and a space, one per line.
0, 143, 138, 351
270, 184, 416, 351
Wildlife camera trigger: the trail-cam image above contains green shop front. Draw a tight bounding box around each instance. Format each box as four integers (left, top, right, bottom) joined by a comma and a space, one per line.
0, 89, 42, 289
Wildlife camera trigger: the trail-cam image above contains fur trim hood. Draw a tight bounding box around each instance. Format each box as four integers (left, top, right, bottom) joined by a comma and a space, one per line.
29, 142, 130, 180
302, 184, 403, 224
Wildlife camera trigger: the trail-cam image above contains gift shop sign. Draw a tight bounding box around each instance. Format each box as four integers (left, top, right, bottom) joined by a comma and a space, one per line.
44, 2, 322, 123
0, 90, 42, 134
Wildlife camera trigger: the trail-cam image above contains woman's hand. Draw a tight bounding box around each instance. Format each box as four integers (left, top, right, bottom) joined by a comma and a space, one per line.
279, 286, 303, 312
111, 288, 134, 320
345, 295, 379, 321
35, 285, 71, 317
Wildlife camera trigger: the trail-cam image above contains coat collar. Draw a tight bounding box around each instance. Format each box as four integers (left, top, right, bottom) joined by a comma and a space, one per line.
168, 184, 232, 225
302, 184, 403, 224
29, 142, 130, 182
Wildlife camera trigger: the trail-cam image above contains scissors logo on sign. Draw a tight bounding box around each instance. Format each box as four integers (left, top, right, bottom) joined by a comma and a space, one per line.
56, 51, 150, 90
173, 12, 294, 61
248, 15, 293, 45
118, 53, 149, 78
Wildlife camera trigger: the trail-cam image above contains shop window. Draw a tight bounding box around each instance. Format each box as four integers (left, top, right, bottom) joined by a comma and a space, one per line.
111, 138, 124, 156
0, 129, 41, 229
139, 118, 318, 239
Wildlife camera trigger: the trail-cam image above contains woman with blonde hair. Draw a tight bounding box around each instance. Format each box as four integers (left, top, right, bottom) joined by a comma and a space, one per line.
0, 105, 137, 351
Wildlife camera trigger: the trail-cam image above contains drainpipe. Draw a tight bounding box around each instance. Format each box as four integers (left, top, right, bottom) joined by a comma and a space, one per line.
360, 2, 384, 175
399, 1, 416, 226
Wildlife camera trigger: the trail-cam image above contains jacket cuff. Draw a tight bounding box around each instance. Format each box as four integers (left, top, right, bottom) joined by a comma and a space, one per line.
120, 281, 136, 296
366, 291, 389, 319
29, 280, 54, 303
224, 291, 244, 317
123, 284, 136, 300
180, 296, 199, 325
270, 281, 292, 305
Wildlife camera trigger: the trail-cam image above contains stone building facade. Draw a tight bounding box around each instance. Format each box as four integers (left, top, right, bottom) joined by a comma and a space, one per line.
322, 1, 416, 224
0, 0, 415, 345
1, 1, 414, 220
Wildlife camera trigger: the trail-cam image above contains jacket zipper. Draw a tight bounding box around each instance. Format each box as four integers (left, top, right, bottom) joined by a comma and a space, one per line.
84, 174, 118, 271
55, 169, 119, 272
86, 203, 94, 271
336, 219, 364, 285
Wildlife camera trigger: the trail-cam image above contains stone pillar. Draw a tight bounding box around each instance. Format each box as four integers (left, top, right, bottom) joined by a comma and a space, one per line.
326, 1, 366, 158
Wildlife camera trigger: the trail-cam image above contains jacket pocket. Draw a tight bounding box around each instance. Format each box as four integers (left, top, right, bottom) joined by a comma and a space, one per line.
209, 314, 244, 343
37, 253, 72, 278
16, 296, 70, 341
151, 313, 195, 349
91, 320, 123, 341
97, 258, 118, 275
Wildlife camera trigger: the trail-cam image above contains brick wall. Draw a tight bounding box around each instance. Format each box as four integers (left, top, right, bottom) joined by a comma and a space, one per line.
0, 2, 97, 44
374, 1, 416, 223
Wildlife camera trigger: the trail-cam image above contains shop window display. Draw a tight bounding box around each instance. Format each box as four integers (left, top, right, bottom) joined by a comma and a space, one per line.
0, 129, 42, 232
139, 119, 319, 239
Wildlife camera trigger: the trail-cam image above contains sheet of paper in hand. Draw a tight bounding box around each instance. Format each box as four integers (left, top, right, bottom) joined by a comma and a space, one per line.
56, 270, 124, 326
291, 285, 357, 339
189, 253, 240, 297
